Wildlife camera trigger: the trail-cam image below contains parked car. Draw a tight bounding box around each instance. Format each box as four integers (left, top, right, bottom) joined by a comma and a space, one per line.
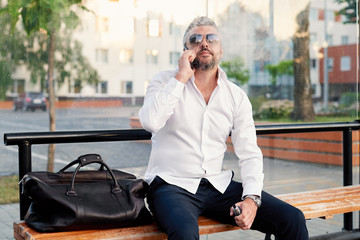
13, 92, 47, 112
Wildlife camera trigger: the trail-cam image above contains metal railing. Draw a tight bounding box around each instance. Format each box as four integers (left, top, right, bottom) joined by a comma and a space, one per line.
4, 121, 360, 230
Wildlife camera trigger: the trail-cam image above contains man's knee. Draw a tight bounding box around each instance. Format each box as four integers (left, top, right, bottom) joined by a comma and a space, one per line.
285, 205, 306, 225
281, 205, 308, 239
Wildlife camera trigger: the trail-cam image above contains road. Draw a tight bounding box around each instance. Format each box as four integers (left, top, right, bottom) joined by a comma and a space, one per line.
0, 107, 152, 176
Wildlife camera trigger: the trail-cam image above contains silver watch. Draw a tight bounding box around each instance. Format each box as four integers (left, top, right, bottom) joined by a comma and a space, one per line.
243, 195, 262, 207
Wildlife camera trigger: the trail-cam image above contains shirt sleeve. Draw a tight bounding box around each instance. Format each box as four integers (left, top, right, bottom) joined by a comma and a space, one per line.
231, 93, 264, 198
139, 74, 185, 133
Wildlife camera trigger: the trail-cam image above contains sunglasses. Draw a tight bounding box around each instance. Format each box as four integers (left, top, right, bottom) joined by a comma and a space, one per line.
188, 33, 220, 45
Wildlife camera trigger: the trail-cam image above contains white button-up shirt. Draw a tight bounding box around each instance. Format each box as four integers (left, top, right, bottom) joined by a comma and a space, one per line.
139, 67, 263, 197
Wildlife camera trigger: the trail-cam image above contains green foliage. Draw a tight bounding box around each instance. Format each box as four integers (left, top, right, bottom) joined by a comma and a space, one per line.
339, 92, 358, 107
0, 0, 100, 94
0, 61, 12, 100
0, 10, 27, 98
1, 0, 85, 36
22, 29, 100, 91
253, 100, 294, 120
335, 0, 357, 24
220, 56, 250, 85
265, 60, 294, 85
249, 95, 267, 114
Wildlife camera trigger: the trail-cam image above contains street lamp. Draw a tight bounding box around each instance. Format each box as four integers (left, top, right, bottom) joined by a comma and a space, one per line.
323, 0, 329, 111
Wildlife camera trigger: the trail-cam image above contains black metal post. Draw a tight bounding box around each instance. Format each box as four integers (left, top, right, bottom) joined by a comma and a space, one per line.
343, 128, 353, 230
18, 141, 32, 220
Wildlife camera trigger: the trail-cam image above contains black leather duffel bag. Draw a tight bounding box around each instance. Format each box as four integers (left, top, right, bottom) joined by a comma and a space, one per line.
20, 154, 152, 232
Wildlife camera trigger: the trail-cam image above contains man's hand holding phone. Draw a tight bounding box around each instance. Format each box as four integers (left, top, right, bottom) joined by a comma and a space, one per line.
230, 200, 258, 230
175, 49, 197, 84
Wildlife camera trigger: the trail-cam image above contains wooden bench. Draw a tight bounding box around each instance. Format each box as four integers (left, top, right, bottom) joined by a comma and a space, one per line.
13, 185, 360, 240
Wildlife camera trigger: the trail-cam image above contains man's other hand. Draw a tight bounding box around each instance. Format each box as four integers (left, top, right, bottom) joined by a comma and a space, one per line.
230, 199, 258, 230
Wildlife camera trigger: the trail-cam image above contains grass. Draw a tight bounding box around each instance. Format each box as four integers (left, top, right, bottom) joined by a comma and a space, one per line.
0, 175, 19, 204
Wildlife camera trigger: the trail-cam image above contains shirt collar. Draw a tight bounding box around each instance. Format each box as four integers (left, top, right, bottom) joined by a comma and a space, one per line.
188, 66, 228, 86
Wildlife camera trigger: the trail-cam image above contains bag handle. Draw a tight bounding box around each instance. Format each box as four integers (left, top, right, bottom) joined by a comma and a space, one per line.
65, 154, 122, 196
58, 154, 105, 173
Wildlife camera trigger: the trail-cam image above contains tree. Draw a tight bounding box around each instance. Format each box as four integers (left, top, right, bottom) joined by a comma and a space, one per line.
265, 60, 294, 86
0, 9, 27, 100
335, 0, 358, 24
220, 56, 250, 85
291, 4, 315, 121
0, 61, 12, 100
1, 0, 99, 171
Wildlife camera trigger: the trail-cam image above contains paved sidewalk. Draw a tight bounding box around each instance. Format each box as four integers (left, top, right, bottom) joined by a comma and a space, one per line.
0, 203, 19, 240
1, 160, 358, 239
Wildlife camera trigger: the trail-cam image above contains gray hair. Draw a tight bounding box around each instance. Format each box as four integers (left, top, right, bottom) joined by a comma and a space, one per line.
183, 16, 220, 48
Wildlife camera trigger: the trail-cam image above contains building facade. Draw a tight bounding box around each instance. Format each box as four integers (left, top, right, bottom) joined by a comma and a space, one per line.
6, 0, 358, 106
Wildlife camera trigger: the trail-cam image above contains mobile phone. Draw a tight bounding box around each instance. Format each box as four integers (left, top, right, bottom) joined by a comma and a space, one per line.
183, 45, 199, 69
190, 59, 199, 69
232, 204, 241, 216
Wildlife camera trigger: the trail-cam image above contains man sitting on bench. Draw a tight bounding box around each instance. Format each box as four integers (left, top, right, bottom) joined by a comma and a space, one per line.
138, 16, 309, 240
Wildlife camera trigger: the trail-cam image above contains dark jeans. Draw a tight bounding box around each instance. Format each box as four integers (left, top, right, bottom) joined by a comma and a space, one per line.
147, 176, 309, 240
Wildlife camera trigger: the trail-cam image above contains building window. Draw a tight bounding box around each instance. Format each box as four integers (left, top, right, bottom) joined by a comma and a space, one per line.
327, 58, 334, 72
318, 9, 324, 20
341, 35, 349, 45
326, 10, 335, 22
97, 81, 108, 94
147, 19, 161, 37
119, 49, 133, 63
254, 60, 269, 72
12, 79, 25, 94
309, 8, 318, 21
311, 59, 316, 69
340, 56, 351, 71
327, 35, 333, 46
121, 81, 133, 94
96, 49, 108, 63
74, 80, 81, 93
170, 51, 180, 65
335, 11, 342, 22
96, 17, 109, 32
169, 22, 181, 36
146, 49, 159, 64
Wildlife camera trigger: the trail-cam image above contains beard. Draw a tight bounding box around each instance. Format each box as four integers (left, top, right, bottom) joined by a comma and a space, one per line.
197, 58, 216, 71
194, 49, 218, 71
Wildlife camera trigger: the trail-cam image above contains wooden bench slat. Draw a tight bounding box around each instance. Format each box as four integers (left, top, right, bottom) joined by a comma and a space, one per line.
296, 197, 360, 219
278, 186, 360, 203
13, 185, 360, 240
275, 185, 360, 219
280, 191, 360, 206
277, 185, 360, 199
14, 217, 240, 240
